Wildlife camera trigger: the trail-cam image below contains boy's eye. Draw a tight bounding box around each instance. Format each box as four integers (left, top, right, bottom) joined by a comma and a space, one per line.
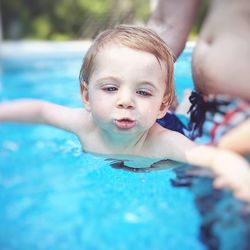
136, 90, 152, 96
102, 86, 118, 92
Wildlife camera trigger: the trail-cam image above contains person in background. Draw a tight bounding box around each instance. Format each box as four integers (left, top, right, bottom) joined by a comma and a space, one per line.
148, 0, 250, 155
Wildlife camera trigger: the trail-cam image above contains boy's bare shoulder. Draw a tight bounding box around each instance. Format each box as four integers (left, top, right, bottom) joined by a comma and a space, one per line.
159, 127, 192, 147
69, 107, 93, 132
146, 123, 195, 160
149, 123, 186, 142
45, 104, 94, 136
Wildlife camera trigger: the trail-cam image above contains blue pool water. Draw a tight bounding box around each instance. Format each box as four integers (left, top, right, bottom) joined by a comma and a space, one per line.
0, 42, 250, 250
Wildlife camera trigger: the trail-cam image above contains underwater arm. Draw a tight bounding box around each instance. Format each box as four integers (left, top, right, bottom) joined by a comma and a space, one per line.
147, 0, 201, 59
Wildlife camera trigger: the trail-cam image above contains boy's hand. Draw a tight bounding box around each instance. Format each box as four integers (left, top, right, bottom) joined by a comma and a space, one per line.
185, 145, 250, 202
211, 151, 250, 202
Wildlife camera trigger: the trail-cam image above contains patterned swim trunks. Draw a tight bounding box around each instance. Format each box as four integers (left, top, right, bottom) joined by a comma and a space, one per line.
188, 91, 250, 143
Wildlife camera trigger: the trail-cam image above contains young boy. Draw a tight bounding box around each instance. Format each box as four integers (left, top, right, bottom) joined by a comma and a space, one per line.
0, 25, 249, 201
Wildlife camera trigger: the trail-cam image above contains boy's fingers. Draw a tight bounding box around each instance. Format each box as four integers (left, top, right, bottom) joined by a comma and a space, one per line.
213, 177, 228, 189
234, 189, 250, 202
214, 176, 250, 202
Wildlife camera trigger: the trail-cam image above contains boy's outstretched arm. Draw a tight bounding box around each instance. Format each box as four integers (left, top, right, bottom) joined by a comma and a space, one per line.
0, 99, 85, 133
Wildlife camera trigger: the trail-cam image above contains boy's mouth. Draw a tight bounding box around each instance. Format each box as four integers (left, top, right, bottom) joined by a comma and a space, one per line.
114, 118, 136, 130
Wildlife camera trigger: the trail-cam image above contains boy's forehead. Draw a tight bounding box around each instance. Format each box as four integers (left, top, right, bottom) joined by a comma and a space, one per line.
89, 44, 167, 83
94, 43, 165, 68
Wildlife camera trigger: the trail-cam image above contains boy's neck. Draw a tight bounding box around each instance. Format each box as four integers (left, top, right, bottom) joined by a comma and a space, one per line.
97, 128, 149, 155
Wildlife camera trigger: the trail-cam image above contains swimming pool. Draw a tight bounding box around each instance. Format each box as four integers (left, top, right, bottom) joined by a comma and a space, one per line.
0, 41, 249, 250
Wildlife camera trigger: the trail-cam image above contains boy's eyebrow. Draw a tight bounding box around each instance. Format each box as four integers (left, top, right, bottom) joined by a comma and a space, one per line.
96, 77, 160, 90
139, 81, 157, 88
138, 81, 161, 91
96, 76, 121, 83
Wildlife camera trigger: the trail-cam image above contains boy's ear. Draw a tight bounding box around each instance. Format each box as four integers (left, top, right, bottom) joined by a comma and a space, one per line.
157, 94, 171, 119
80, 81, 91, 111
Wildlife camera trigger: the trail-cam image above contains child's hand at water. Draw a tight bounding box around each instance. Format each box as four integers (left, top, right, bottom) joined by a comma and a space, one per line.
211, 150, 250, 202
185, 145, 250, 202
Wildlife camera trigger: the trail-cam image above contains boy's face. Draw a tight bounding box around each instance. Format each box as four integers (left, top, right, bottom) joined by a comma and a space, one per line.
81, 44, 169, 137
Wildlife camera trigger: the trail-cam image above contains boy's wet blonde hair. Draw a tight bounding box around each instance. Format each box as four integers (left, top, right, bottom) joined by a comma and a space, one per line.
79, 24, 175, 105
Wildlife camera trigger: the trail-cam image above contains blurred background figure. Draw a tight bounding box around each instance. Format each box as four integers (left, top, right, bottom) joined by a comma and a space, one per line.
148, 0, 250, 155
148, 0, 250, 100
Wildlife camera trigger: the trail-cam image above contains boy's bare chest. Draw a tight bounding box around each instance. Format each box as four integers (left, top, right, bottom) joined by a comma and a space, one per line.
77, 130, 170, 159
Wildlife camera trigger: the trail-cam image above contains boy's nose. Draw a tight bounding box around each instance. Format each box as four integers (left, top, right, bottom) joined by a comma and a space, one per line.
116, 90, 135, 109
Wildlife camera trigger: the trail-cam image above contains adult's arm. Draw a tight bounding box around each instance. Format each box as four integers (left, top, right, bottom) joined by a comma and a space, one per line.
218, 118, 250, 156
148, 0, 201, 59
